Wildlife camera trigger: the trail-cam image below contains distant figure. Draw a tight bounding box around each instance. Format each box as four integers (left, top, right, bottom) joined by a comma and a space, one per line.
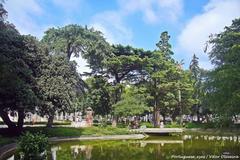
160, 121, 164, 128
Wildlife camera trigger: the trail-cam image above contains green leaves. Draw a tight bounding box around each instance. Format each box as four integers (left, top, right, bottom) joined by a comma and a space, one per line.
204, 18, 240, 126
37, 54, 79, 116
208, 18, 240, 66
0, 21, 39, 114
42, 24, 111, 73
80, 75, 111, 116
17, 132, 49, 159
113, 86, 149, 117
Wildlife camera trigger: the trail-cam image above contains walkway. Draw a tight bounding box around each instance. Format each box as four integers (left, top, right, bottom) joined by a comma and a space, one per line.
131, 128, 183, 134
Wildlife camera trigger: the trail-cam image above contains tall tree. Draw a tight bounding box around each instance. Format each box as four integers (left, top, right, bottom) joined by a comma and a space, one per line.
189, 54, 200, 81
41, 25, 111, 73
144, 31, 179, 127
144, 51, 179, 127
0, 7, 40, 132
37, 54, 79, 127
174, 69, 195, 123
156, 31, 174, 59
189, 54, 202, 122
205, 18, 240, 127
103, 45, 149, 126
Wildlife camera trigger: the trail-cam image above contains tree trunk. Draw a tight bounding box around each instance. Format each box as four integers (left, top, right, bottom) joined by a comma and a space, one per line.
197, 112, 200, 123
17, 108, 24, 130
0, 109, 24, 135
0, 109, 16, 129
153, 107, 160, 128
47, 114, 54, 128
162, 114, 166, 124
171, 107, 180, 122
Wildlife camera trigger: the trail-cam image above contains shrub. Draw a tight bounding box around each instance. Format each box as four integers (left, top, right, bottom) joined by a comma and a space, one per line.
165, 121, 182, 128
17, 132, 49, 160
185, 122, 203, 128
140, 122, 154, 128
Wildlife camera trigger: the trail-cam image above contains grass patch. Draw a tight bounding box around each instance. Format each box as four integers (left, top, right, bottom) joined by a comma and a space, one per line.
184, 128, 240, 136
0, 126, 130, 146
165, 122, 183, 128
140, 122, 154, 128
185, 122, 205, 128
23, 126, 130, 137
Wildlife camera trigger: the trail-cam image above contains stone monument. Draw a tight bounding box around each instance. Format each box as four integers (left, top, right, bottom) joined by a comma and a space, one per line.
85, 107, 93, 127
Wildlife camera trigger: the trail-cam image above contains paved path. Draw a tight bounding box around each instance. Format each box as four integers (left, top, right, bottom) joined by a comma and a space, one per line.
131, 128, 183, 134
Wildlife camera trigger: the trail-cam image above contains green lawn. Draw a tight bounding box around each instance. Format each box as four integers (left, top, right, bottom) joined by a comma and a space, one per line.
0, 126, 130, 146
184, 128, 240, 136
24, 126, 130, 137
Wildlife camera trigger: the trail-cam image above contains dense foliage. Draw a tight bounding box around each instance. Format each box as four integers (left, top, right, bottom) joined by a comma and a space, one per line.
16, 132, 49, 160
204, 18, 240, 127
0, 1, 239, 131
0, 14, 40, 131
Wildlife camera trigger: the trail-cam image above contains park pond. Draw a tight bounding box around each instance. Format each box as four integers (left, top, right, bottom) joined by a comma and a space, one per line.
4, 134, 240, 160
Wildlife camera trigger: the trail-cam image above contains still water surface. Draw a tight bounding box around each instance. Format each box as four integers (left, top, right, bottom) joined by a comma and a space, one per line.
6, 134, 240, 160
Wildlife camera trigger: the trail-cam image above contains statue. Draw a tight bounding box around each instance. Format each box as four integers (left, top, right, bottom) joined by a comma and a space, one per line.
85, 107, 93, 127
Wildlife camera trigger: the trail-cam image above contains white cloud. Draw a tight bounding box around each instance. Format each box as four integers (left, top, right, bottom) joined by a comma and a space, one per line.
118, 0, 183, 24
52, 0, 83, 12
175, 0, 240, 69
157, 0, 183, 21
90, 11, 133, 45
90, 0, 183, 45
5, 0, 45, 38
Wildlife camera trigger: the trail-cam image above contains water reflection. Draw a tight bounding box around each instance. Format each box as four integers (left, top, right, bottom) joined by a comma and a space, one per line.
70, 145, 92, 160
182, 134, 240, 142
6, 134, 240, 160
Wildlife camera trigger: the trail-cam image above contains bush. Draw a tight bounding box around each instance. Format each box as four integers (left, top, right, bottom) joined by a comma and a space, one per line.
140, 122, 154, 128
117, 123, 128, 128
16, 132, 49, 160
185, 122, 203, 128
165, 121, 182, 128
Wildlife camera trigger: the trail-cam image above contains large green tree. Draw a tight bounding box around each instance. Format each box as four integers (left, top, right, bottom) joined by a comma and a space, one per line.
37, 54, 79, 127
144, 51, 179, 127
205, 18, 240, 127
103, 45, 149, 125
0, 6, 40, 131
189, 54, 202, 122
143, 32, 180, 127
41, 25, 111, 73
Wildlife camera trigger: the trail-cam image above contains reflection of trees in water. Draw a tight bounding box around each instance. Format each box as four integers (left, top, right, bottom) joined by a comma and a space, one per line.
70, 145, 93, 160
50, 144, 92, 160
49, 136, 240, 160
51, 146, 61, 160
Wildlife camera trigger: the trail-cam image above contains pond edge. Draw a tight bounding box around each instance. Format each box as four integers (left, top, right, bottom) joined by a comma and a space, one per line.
0, 134, 146, 159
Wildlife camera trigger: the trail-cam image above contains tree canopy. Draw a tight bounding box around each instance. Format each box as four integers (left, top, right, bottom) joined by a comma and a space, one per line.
41, 24, 111, 73
205, 18, 240, 126
1, 1, 239, 130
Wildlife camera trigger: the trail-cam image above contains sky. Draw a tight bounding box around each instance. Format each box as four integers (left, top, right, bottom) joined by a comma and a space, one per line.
4, 0, 240, 73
